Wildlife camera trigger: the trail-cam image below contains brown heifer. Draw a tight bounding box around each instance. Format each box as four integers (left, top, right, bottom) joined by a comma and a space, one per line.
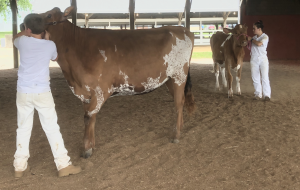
26, 6, 195, 158
210, 24, 248, 97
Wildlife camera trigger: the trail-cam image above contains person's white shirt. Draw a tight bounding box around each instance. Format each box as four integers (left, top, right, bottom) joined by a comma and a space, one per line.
14, 36, 57, 93
251, 33, 269, 57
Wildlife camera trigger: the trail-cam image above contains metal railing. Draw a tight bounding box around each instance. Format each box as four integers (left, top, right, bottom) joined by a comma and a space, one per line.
191, 30, 223, 45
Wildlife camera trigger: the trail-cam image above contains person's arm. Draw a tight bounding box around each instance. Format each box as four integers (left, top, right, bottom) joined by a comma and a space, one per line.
247, 36, 263, 46
13, 31, 26, 42
12, 31, 26, 48
252, 39, 263, 47
51, 55, 58, 62
44, 30, 50, 40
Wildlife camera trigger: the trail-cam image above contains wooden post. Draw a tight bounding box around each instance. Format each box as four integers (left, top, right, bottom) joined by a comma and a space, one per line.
129, 0, 135, 30
71, 0, 77, 25
185, 0, 191, 30
10, 0, 18, 68
178, 12, 183, 26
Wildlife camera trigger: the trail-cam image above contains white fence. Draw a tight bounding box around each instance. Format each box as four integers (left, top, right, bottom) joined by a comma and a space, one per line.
191, 30, 223, 46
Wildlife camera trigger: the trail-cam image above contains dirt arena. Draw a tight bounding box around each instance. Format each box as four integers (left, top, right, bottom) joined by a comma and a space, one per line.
1, 56, 300, 189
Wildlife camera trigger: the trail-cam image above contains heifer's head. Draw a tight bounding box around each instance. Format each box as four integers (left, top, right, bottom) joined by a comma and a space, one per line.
223, 24, 248, 47
19, 6, 74, 32
40, 6, 74, 29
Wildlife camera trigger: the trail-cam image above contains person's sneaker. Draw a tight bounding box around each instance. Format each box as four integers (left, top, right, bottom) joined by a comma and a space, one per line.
15, 165, 30, 178
265, 96, 271, 101
58, 165, 82, 177
253, 95, 260, 100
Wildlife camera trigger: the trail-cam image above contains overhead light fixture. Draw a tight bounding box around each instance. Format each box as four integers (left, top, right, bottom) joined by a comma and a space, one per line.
136, 13, 139, 16
85, 14, 88, 16
233, 12, 236, 15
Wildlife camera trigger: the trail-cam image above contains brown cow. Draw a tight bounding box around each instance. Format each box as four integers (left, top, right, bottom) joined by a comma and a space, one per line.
210, 24, 248, 97
28, 6, 195, 158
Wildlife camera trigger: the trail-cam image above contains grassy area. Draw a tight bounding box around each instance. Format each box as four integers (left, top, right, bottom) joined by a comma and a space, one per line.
0, 32, 12, 39
192, 52, 212, 59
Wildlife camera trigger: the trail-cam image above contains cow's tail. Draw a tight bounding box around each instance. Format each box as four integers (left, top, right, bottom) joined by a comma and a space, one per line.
184, 69, 196, 114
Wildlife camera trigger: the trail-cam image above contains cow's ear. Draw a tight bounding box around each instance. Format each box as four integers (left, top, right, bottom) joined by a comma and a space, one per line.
63, 6, 74, 17
223, 28, 232, 34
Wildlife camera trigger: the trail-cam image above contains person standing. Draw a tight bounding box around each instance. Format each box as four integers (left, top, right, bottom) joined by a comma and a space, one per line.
248, 20, 271, 101
13, 14, 82, 178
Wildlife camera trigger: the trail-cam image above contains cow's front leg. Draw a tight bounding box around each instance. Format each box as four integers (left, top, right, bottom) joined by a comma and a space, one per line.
82, 86, 108, 158
214, 63, 220, 91
227, 69, 233, 98
220, 67, 227, 88
236, 67, 242, 95
82, 112, 96, 158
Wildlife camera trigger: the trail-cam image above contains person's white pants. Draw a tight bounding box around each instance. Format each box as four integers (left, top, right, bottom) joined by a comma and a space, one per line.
250, 55, 271, 98
14, 91, 71, 171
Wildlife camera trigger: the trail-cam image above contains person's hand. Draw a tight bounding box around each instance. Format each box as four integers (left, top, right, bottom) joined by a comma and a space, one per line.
247, 36, 252, 41
44, 30, 50, 40
41, 31, 45, 39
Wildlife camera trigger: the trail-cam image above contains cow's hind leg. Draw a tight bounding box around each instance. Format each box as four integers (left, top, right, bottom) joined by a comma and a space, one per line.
166, 79, 185, 143
165, 79, 174, 99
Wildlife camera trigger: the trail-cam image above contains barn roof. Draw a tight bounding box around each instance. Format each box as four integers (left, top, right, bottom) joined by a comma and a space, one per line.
32, 0, 240, 14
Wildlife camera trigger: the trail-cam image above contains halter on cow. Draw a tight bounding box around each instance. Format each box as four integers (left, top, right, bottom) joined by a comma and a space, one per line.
21, 6, 196, 158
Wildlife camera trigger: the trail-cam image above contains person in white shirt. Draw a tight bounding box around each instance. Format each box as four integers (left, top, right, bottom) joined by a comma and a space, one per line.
247, 20, 271, 101
13, 13, 81, 178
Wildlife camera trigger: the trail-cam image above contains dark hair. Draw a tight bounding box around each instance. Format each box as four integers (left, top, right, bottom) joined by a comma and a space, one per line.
254, 20, 264, 30
23, 14, 45, 34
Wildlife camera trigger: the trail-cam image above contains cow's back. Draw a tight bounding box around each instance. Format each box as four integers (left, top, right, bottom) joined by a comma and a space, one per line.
65, 25, 194, 94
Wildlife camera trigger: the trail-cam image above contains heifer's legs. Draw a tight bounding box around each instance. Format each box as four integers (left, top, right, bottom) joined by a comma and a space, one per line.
82, 110, 96, 158
220, 66, 227, 88
226, 63, 233, 98
166, 78, 185, 143
82, 86, 108, 158
173, 84, 185, 143
214, 63, 220, 90
236, 67, 242, 95
165, 79, 174, 98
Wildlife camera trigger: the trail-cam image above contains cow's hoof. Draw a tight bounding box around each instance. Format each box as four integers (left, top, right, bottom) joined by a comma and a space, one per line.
237, 92, 241, 96
82, 148, 93, 158
171, 139, 180, 144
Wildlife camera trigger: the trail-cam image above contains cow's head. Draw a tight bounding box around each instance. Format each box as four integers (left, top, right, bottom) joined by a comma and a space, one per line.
40, 6, 74, 29
223, 24, 248, 47
19, 6, 74, 32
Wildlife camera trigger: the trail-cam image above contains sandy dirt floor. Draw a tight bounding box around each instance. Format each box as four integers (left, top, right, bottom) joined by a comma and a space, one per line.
1, 55, 300, 189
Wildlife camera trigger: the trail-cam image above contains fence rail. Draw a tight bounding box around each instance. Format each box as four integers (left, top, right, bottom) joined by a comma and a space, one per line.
191, 30, 223, 46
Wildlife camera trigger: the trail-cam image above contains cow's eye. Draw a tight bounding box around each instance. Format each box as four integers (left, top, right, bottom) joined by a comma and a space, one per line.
47, 14, 52, 18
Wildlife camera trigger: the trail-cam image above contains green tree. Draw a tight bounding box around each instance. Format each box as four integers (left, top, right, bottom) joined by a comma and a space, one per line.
0, 0, 32, 20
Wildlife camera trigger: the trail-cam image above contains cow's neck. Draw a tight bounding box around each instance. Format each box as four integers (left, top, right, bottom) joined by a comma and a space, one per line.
231, 39, 245, 67
48, 21, 80, 54
47, 21, 82, 85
